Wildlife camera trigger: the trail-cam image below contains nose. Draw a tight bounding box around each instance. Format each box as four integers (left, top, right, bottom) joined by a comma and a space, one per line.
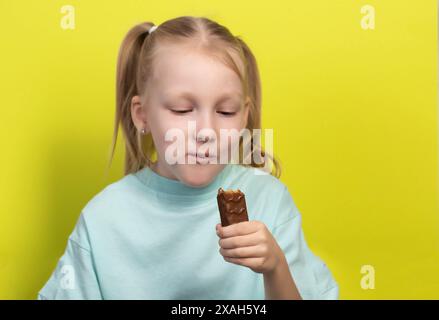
196, 129, 216, 144
192, 113, 217, 145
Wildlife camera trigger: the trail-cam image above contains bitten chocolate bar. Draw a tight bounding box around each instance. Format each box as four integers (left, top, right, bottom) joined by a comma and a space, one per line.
217, 188, 249, 227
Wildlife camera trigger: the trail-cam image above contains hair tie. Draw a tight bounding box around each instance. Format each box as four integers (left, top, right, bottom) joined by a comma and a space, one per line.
148, 25, 158, 34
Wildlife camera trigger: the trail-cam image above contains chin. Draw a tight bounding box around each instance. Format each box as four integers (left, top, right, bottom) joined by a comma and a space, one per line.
178, 164, 221, 188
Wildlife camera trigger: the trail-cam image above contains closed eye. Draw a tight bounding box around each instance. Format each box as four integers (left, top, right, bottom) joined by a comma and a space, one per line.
170, 109, 236, 116
171, 109, 193, 114
217, 111, 237, 116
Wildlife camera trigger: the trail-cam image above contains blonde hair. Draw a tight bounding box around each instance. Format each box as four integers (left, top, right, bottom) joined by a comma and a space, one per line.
108, 16, 282, 178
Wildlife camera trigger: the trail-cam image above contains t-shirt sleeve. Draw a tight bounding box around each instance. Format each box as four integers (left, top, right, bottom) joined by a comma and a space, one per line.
271, 186, 339, 300
37, 213, 103, 300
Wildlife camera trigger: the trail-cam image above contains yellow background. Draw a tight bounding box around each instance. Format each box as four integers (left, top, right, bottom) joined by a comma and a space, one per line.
0, 1, 437, 299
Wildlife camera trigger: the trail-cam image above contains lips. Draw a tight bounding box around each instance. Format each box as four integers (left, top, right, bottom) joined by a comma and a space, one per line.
187, 151, 217, 159
187, 151, 217, 164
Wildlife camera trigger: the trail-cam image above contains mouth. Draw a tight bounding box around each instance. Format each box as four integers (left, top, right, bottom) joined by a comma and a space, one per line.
187, 152, 217, 164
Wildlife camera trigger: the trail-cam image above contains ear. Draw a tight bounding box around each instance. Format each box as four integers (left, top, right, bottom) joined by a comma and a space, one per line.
131, 95, 149, 134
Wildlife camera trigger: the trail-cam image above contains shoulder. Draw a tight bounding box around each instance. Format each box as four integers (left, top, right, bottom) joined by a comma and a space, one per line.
65, 172, 146, 249
79, 173, 144, 223
228, 165, 299, 226
228, 164, 288, 195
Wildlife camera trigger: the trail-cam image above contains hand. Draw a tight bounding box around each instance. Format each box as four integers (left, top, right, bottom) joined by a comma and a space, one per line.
216, 221, 285, 275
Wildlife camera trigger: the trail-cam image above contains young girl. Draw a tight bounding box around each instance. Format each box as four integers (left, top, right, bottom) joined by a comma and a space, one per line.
38, 16, 338, 300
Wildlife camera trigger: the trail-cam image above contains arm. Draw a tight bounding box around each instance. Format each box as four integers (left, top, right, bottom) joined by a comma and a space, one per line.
263, 254, 302, 300
217, 185, 338, 300
37, 213, 103, 300
217, 221, 302, 300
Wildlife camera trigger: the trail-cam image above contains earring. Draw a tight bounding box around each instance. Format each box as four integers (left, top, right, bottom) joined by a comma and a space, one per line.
141, 128, 146, 135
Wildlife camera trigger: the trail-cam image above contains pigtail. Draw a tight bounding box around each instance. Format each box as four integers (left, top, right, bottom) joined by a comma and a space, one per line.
109, 22, 155, 175
236, 37, 282, 178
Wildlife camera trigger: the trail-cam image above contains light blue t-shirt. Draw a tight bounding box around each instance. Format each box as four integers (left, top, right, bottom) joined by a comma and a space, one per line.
38, 164, 338, 300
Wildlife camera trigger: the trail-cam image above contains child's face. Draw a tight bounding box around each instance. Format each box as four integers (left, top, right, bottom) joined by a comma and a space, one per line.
132, 42, 249, 187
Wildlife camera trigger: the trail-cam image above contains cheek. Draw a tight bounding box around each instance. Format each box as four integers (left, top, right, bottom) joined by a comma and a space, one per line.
148, 112, 188, 153
216, 116, 248, 155
217, 114, 247, 133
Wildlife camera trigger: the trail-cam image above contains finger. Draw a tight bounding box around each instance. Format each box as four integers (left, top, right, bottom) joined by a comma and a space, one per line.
220, 245, 266, 258
223, 256, 264, 269
219, 233, 262, 249
218, 221, 263, 238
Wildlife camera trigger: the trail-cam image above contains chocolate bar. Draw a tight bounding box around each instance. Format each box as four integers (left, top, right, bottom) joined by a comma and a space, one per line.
217, 188, 249, 227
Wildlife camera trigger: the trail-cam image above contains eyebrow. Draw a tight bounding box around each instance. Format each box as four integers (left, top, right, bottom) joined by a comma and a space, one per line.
165, 91, 242, 104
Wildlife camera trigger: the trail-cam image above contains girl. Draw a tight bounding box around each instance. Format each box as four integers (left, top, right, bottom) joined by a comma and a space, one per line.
38, 16, 338, 300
